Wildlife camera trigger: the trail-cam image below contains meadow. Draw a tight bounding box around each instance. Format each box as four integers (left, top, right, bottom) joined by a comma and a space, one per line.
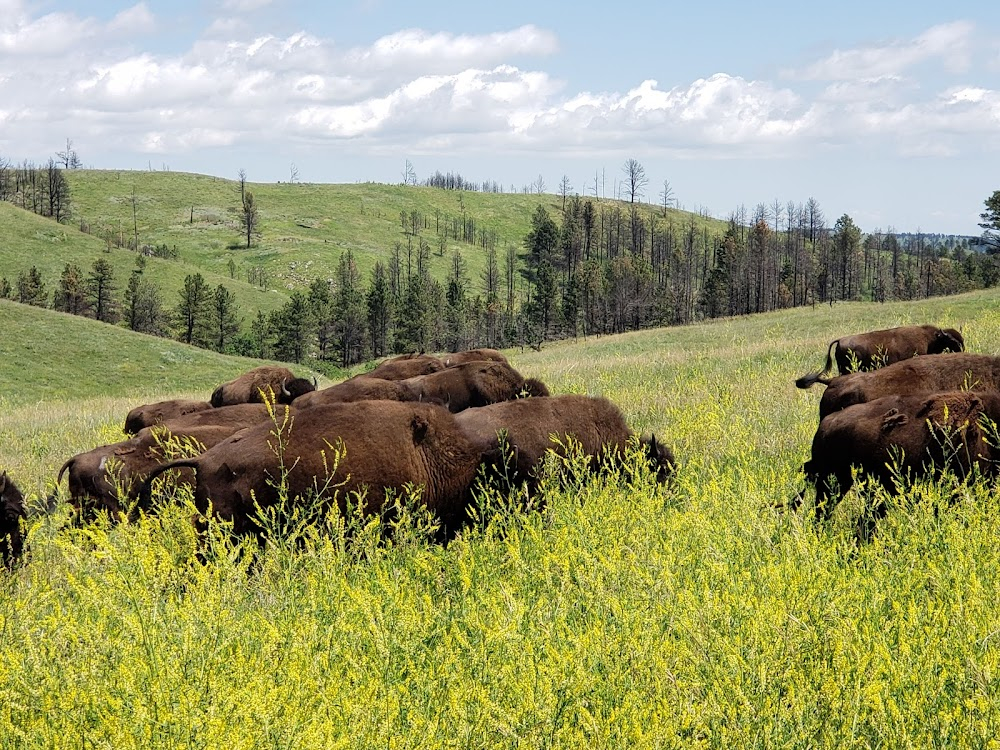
2, 289, 1000, 747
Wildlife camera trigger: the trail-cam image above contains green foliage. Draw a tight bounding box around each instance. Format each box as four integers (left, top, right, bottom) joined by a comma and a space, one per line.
979, 189, 1000, 252
16, 265, 46, 307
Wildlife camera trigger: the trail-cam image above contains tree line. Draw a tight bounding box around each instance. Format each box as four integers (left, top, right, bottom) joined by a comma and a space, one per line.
3, 150, 997, 373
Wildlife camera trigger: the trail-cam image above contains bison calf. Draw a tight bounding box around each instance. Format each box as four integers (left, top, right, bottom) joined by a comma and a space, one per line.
800, 390, 1000, 524
0, 471, 26, 567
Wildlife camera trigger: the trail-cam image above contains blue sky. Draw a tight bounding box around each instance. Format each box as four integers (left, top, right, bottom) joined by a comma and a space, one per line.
2, 0, 999, 235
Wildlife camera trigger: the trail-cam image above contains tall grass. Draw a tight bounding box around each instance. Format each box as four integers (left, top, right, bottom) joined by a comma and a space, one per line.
2, 290, 1000, 747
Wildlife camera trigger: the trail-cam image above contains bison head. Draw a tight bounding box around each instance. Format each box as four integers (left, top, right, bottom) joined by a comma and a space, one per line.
279, 376, 319, 404
930, 327, 965, 355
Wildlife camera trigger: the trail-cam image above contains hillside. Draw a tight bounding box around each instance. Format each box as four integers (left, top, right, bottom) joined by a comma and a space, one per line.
63, 169, 725, 291
0, 200, 288, 316
3, 286, 1000, 745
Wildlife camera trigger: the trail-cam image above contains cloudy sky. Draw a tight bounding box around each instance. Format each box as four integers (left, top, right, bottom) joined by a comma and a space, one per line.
2, 0, 999, 235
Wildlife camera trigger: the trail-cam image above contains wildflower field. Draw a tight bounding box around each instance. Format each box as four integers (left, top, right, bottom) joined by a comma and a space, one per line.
3, 291, 1000, 748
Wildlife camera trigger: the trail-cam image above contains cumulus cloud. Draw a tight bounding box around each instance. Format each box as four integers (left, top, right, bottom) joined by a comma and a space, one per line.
785, 21, 974, 81
1, 8, 998, 170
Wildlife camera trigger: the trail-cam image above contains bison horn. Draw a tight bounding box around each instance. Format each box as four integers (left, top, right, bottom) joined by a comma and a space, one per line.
281, 380, 291, 398
312, 375, 318, 388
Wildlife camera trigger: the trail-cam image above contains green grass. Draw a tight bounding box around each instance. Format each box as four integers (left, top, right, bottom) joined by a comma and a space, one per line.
64, 169, 725, 293
3, 288, 1000, 746
0, 201, 287, 317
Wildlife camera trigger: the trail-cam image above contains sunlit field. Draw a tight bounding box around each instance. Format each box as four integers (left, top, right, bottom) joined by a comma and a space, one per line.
3, 290, 1000, 747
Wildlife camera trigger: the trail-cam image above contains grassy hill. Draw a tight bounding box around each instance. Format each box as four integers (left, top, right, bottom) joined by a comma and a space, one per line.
63, 169, 725, 292
2, 287, 1000, 746
0, 201, 289, 317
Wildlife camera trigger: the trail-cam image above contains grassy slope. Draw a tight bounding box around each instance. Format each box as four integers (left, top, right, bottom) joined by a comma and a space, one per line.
64, 169, 724, 291
0, 201, 288, 316
2, 289, 1000, 746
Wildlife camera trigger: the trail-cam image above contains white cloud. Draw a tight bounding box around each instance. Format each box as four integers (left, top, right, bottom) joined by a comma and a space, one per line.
786, 21, 974, 81
221, 0, 273, 11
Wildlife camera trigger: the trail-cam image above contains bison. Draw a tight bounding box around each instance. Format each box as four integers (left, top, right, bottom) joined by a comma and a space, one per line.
363, 353, 445, 381
455, 395, 675, 493
210, 366, 316, 407
157, 403, 287, 433
57, 423, 252, 517
799, 353, 1000, 420
123, 398, 214, 435
400, 361, 549, 413
441, 348, 510, 368
0, 471, 25, 567
798, 390, 1000, 525
292, 376, 422, 410
138, 401, 487, 538
796, 324, 964, 387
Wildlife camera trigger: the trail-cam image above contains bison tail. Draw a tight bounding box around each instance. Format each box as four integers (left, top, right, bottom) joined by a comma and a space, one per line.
136, 459, 200, 515
795, 371, 836, 390
796, 339, 839, 389
56, 457, 75, 487
522, 378, 550, 398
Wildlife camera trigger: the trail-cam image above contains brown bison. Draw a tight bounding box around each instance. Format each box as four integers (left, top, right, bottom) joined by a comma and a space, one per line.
796, 324, 964, 387
401, 361, 549, 413
455, 395, 675, 493
292, 376, 422, 410
57, 424, 251, 517
363, 353, 445, 381
123, 398, 213, 435
210, 366, 316, 407
1, 471, 25, 567
798, 390, 1000, 524
799, 353, 1000, 420
442, 348, 510, 367
139, 401, 487, 538
157, 403, 287, 433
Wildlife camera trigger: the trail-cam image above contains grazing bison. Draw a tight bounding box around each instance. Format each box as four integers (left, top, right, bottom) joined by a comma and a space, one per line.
57, 424, 250, 517
798, 390, 1000, 524
456, 395, 675, 493
796, 324, 964, 387
210, 366, 316, 407
292, 376, 422, 410
158, 403, 287, 433
799, 353, 1000, 420
123, 398, 214, 435
139, 401, 486, 538
363, 353, 445, 381
442, 348, 510, 368
0, 471, 26, 567
401, 361, 549, 413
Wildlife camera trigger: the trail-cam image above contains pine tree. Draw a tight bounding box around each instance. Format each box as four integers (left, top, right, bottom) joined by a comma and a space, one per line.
366, 261, 392, 358
308, 278, 335, 360
333, 249, 367, 367
53, 263, 89, 315
123, 255, 166, 335
211, 284, 242, 352
16, 266, 47, 307
87, 257, 118, 323
445, 249, 468, 351
270, 292, 313, 363
175, 273, 211, 346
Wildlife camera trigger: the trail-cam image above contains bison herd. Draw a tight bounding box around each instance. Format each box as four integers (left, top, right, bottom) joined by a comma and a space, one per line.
1, 351, 675, 565
2, 322, 994, 567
